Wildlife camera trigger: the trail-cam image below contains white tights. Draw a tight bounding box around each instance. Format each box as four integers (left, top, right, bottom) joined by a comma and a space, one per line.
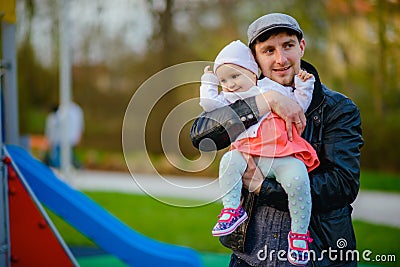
219, 150, 311, 237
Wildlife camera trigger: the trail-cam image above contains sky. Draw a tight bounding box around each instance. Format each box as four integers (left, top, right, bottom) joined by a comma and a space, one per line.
16, 0, 153, 66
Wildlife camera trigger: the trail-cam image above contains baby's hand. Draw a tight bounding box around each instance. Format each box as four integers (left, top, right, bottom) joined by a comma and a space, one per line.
297, 69, 314, 82
204, 66, 213, 74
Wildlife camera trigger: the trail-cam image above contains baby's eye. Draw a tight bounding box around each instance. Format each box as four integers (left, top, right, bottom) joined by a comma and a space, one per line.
232, 74, 240, 79
220, 79, 226, 83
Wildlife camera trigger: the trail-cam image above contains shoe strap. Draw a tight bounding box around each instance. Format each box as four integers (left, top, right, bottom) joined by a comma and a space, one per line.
288, 231, 313, 251
217, 207, 241, 222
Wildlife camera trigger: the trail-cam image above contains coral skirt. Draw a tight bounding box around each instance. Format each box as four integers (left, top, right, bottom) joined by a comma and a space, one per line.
231, 113, 320, 172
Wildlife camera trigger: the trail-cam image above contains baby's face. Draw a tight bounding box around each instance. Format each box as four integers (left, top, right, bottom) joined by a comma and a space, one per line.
215, 64, 257, 93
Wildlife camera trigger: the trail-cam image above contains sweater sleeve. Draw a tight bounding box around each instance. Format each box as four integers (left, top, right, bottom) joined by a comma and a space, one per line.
293, 75, 315, 113
199, 72, 229, 112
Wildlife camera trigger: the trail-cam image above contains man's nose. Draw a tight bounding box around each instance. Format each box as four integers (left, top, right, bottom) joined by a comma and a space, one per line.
275, 49, 287, 65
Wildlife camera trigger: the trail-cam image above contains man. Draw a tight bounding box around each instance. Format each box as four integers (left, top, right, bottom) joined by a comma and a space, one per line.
191, 13, 363, 266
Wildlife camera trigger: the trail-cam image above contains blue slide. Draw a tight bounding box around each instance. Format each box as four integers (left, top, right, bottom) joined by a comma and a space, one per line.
5, 145, 203, 267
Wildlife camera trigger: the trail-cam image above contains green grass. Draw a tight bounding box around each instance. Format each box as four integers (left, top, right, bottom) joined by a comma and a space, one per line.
47, 192, 399, 266
360, 170, 400, 193
353, 221, 399, 266
47, 192, 230, 253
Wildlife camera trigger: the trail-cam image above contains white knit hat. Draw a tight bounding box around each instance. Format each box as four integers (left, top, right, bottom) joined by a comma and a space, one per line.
213, 40, 259, 76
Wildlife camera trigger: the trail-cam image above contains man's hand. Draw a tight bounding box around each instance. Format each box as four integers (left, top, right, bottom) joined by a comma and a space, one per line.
255, 90, 306, 141
241, 153, 264, 194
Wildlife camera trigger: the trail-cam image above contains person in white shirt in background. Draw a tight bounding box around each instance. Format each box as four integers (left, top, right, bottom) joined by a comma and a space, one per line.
44, 101, 84, 169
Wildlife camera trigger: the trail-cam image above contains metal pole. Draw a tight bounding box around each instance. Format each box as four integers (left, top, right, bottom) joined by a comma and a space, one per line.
1, 4, 18, 267
59, 0, 72, 180
0, 49, 11, 267
1, 22, 19, 145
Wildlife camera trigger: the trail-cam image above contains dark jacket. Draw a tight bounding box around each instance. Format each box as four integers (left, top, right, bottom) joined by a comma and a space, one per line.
190, 61, 364, 266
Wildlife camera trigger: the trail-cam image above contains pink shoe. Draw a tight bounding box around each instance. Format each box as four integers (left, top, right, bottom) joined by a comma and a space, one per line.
212, 206, 248, 236
287, 231, 313, 266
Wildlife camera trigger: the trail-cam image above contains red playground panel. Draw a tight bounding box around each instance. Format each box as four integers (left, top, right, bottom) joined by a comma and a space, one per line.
5, 156, 77, 267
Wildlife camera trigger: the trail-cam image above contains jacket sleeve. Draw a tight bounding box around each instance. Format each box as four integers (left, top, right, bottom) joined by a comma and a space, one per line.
190, 97, 260, 151
257, 98, 364, 212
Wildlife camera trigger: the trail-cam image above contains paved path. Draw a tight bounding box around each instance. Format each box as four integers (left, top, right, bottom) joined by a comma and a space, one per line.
66, 170, 400, 228
352, 190, 400, 228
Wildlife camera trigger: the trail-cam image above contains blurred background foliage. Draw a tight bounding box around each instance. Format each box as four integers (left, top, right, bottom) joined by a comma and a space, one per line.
16, 0, 400, 174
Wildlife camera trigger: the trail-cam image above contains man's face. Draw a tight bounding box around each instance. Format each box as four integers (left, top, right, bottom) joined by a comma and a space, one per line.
254, 32, 305, 87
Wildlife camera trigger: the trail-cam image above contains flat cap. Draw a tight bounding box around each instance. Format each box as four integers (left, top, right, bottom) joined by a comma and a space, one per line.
247, 13, 303, 46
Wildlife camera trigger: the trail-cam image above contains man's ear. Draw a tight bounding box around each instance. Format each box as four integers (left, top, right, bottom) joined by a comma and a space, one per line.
299, 39, 306, 57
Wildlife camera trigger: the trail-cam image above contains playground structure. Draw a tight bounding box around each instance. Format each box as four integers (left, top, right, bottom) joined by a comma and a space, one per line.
0, 1, 203, 266
4, 145, 202, 267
